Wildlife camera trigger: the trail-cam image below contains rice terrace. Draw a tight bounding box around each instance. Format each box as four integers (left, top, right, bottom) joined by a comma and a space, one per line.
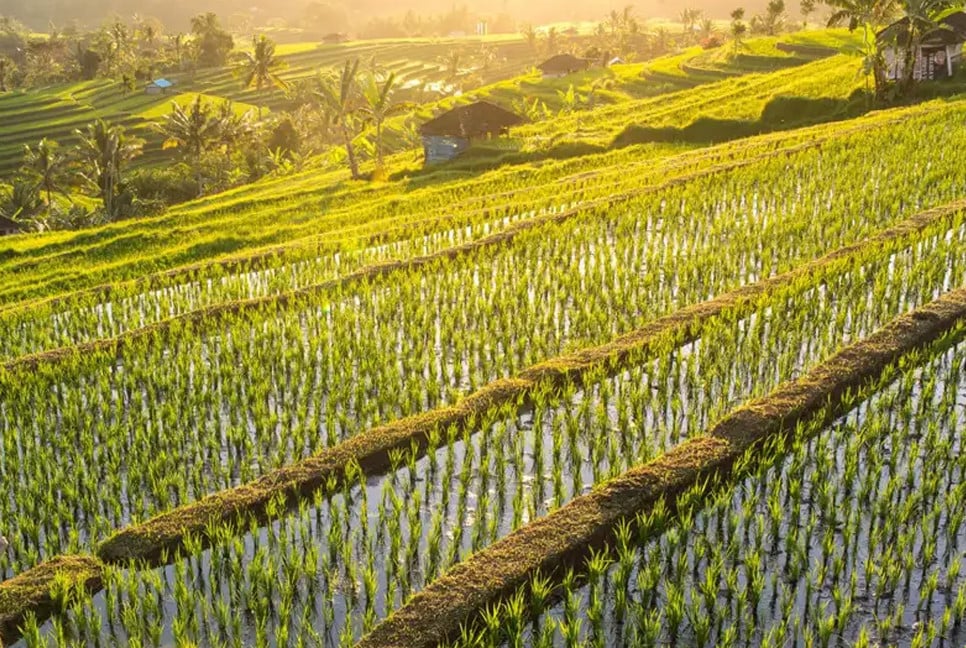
2, 0, 966, 645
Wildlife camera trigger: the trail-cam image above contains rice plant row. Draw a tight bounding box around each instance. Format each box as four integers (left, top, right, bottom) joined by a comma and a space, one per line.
8, 224, 966, 647
0, 118, 854, 355
458, 337, 966, 648
1, 123, 965, 578
0, 94, 960, 353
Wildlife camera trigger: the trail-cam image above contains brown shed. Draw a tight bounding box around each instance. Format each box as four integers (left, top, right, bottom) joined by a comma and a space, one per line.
419, 101, 525, 164
0, 215, 21, 236
537, 53, 592, 78
877, 11, 966, 81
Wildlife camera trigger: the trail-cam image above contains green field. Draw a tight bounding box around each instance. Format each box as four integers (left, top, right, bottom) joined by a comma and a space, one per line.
1, 23, 965, 648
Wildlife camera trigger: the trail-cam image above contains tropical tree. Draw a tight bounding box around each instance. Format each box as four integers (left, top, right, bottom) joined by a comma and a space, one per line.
20, 138, 71, 211
680, 8, 704, 35
522, 24, 538, 53
826, 0, 899, 30
826, 0, 899, 96
360, 72, 409, 168
440, 50, 463, 88
759, 0, 788, 34
233, 35, 288, 113
71, 44, 102, 81
0, 56, 14, 91
801, 0, 818, 26
699, 17, 718, 41
731, 8, 749, 53
191, 12, 234, 68
546, 27, 560, 55
0, 180, 41, 223
73, 120, 142, 219
169, 33, 188, 70
216, 101, 256, 157
316, 59, 364, 179
155, 96, 223, 194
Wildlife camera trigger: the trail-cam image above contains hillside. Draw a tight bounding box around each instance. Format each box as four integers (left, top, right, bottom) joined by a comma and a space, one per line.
0, 34, 893, 316
1, 23, 966, 648
0, 36, 540, 178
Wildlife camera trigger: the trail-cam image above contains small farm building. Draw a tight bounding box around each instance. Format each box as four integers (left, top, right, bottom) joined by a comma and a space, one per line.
877, 11, 966, 81
322, 33, 349, 44
537, 53, 591, 78
145, 78, 174, 95
419, 101, 525, 164
0, 216, 21, 236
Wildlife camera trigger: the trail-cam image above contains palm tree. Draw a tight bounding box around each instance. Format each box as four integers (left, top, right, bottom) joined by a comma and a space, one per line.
522, 25, 538, 53
233, 35, 288, 115
801, 0, 818, 27
155, 96, 223, 194
546, 27, 560, 55
700, 17, 717, 41
0, 56, 14, 92
315, 59, 364, 179
731, 8, 749, 54
440, 50, 463, 89
0, 179, 42, 223
169, 33, 187, 69
73, 120, 142, 219
21, 138, 70, 211
216, 101, 256, 158
826, 0, 898, 30
680, 8, 703, 35
826, 0, 899, 96
360, 72, 410, 168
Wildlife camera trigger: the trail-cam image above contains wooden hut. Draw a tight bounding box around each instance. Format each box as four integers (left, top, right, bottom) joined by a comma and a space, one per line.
0, 215, 21, 236
877, 11, 966, 81
145, 78, 174, 95
537, 53, 591, 78
419, 101, 525, 165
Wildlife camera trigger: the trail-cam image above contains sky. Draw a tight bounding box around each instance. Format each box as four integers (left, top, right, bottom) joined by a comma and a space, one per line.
0, 0, 782, 30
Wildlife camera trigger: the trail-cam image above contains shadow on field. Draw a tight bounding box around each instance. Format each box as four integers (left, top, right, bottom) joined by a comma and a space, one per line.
611, 91, 871, 148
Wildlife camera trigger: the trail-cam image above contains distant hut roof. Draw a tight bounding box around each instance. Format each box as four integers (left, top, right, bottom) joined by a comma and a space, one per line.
150, 78, 174, 88
877, 11, 966, 46
322, 32, 349, 43
537, 53, 591, 74
419, 101, 525, 139
0, 215, 20, 234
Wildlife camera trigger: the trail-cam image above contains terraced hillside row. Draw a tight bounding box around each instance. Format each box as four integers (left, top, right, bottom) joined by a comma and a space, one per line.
1, 24, 964, 648
4, 210, 965, 646
0, 68, 948, 360
0, 94, 965, 640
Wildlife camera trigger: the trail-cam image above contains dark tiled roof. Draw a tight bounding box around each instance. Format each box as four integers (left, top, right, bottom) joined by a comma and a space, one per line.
419, 101, 525, 138
537, 53, 591, 73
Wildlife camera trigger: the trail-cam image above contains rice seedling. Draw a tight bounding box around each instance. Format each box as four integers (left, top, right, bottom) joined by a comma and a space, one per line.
14, 218, 966, 646
508, 338, 966, 647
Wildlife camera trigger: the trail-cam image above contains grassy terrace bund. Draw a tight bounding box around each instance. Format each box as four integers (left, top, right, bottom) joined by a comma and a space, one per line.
0, 201, 963, 643
358, 287, 966, 648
